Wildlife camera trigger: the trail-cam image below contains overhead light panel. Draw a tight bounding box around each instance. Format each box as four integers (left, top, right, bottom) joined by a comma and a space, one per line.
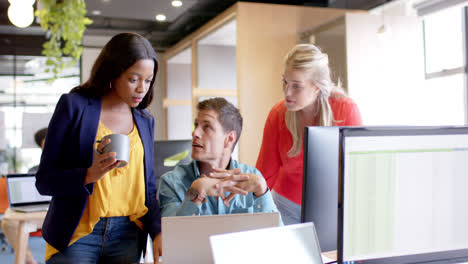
156, 14, 166, 22
172, 0, 183, 7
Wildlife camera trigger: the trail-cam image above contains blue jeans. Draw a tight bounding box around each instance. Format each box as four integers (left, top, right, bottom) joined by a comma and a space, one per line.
46, 216, 142, 264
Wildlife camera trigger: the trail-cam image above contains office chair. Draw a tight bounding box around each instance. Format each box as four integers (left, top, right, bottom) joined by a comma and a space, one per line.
154, 140, 192, 191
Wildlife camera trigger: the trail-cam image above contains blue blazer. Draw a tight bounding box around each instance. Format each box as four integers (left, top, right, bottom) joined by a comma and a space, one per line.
36, 93, 161, 252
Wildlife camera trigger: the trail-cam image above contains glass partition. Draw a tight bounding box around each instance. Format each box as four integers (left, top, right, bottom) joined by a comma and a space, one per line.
196, 19, 237, 90
166, 47, 192, 139
167, 47, 192, 100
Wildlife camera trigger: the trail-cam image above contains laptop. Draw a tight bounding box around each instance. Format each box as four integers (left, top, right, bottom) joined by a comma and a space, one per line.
6, 174, 51, 213
162, 212, 280, 264
210, 222, 325, 264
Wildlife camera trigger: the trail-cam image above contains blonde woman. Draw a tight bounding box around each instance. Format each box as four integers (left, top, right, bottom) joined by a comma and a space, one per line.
256, 44, 362, 225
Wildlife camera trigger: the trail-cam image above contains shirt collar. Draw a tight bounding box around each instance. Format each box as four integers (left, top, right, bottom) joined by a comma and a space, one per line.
193, 158, 233, 178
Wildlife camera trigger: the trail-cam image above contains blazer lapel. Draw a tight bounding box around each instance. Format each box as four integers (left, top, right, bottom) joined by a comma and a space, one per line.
79, 97, 101, 165
133, 109, 151, 183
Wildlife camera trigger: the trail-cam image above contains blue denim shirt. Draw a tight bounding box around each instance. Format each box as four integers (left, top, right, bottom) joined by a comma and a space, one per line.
158, 159, 281, 221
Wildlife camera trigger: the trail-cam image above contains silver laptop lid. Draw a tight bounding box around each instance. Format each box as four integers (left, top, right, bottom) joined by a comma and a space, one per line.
210, 222, 324, 264
162, 212, 280, 264
6, 174, 51, 207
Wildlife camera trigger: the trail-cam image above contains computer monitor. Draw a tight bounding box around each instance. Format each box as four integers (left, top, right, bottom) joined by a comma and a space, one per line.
153, 139, 192, 188
302, 127, 340, 252
303, 126, 468, 264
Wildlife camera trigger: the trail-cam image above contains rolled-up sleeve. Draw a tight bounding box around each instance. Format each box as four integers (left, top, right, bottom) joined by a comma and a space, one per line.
158, 170, 201, 217
253, 189, 277, 213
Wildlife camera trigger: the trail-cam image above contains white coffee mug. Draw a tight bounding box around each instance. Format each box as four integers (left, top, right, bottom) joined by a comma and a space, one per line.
100, 134, 130, 168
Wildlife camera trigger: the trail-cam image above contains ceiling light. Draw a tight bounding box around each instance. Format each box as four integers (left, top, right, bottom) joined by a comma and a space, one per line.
8, 3, 34, 28
155, 14, 166, 22
91, 10, 102, 16
172, 0, 183, 7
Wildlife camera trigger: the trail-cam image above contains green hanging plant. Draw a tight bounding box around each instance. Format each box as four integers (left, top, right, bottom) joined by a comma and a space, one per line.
35, 0, 92, 81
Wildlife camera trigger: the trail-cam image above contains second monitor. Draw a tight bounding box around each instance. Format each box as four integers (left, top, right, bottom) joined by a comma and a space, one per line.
302, 126, 468, 264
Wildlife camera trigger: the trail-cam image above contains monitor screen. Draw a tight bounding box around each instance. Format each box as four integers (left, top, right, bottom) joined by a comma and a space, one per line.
340, 127, 468, 263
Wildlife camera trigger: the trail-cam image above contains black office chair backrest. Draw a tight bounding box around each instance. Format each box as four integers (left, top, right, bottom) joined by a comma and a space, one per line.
153, 139, 192, 190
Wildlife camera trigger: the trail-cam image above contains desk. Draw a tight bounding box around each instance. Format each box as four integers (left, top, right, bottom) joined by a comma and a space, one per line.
142, 251, 338, 264
4, 208, 46, 264
323, 250, 337, 263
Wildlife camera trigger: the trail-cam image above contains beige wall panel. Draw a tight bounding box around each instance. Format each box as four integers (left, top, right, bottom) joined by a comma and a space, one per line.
237, 2, 350, 165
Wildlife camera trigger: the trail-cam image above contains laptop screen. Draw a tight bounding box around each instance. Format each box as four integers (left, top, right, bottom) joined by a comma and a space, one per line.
162, 212, 280, 264
210, 222, 324, 264
7, 174, 51, 204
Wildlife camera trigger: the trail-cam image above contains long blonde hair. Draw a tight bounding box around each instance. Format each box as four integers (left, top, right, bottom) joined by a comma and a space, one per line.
285, 44, 344, 157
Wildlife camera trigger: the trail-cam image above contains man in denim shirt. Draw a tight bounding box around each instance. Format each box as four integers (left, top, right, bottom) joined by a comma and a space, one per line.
158, 98, 280, 219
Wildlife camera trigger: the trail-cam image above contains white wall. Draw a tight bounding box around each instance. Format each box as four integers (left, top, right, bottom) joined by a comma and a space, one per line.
167, 63, 191, 100
368, 0, 466, 126
197, 45, 237, 90
167, 105, 192, 140
345, 13, 425, 125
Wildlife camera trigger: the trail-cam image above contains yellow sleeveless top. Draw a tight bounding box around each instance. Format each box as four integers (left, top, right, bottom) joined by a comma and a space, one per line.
45, 121, 148, 260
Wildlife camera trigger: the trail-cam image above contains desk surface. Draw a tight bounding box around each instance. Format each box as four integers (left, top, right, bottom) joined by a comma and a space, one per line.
142, 251, 338, 264
3, 210, 338, 264
323, 250, 337, 263
4, 207, 46, 264
4, 207, 47, 221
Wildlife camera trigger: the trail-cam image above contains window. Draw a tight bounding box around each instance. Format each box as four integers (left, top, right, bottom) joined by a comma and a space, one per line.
423, 6, 464, 78
0, 55, 80, 173
421, 5, 467, 125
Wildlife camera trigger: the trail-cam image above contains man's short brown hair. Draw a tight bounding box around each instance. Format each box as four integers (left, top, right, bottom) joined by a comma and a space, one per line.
197, 97, 243, 148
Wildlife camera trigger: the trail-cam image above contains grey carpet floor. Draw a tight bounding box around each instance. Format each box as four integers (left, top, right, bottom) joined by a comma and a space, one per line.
0, 236, 46, 264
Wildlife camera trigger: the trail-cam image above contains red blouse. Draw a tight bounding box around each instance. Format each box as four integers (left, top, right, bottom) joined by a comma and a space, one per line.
256, 95, 363, 205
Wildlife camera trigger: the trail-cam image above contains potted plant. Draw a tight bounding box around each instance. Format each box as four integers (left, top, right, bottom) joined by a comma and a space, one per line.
35, 0, 92, 81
